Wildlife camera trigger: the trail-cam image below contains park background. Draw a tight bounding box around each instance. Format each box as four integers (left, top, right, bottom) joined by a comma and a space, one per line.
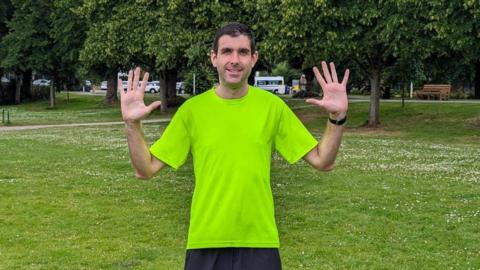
1, 0, 479, 269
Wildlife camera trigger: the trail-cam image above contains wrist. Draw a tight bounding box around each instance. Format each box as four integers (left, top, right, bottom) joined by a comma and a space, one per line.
328, 114, 347, 126
124, 120, 142, 129
329, 111, 347, 121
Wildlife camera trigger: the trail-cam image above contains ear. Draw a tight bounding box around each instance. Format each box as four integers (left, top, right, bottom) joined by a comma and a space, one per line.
251, 50, 259, 67
210, 50, 217, 67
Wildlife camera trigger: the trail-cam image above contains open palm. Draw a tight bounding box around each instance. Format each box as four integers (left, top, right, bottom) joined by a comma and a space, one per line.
306, 61, 349, 118
119, 67, 161, 122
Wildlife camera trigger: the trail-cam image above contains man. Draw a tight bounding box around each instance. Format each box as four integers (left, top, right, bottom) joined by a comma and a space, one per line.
119, 22, 349, 270
299, 74, 307, 92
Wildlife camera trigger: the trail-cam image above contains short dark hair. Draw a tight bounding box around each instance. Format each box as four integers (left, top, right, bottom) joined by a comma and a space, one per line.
212, 22, 256, 54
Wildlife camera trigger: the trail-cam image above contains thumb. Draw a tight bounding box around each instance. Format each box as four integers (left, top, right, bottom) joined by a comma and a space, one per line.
146, 101, 162, 113
305, 98, 325, 108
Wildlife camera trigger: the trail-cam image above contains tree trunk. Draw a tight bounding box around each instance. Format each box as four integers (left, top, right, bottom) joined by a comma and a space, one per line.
159, 71, 168, 113
368, 69, 381, 127
475, 59, 480, 99
22, 69, 32, 100
166, 69, 177, 99
49, 78, 55, 108
15, 73, 23, 104
104, 77, 118, 105
0, 71, 3, 103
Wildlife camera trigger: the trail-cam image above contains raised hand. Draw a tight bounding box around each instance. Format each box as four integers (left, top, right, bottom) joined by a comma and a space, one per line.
306, 61, 349, 119
119, 67, 161, 123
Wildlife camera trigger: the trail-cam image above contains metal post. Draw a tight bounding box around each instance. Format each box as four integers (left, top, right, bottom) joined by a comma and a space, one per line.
2, 109, 4, 123
7, 110, 10, 124
410, 81, 413, 98
193, 72, 196, 95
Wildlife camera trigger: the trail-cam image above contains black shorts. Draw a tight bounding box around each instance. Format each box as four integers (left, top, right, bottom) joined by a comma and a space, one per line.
184, 248, 282, 270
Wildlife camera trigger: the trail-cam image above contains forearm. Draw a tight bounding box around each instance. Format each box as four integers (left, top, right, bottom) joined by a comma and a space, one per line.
303, 60, 349, 171
315, 117, 345, 170
125, 121, 163, 179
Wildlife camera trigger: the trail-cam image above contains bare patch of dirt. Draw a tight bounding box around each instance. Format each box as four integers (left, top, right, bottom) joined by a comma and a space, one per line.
346, 127, 404, 137
470, 117, 480, 128
460, 136, 480, 145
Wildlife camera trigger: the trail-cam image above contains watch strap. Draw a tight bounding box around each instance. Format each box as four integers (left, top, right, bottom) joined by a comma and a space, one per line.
329, 115, 347, 125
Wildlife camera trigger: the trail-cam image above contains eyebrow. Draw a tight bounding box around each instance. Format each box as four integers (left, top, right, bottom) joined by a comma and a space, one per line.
220, 48, 233, 53
219, 47, 251, 54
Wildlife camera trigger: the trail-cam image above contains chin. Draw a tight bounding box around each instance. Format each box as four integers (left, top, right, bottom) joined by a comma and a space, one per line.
224, 81, 245, 89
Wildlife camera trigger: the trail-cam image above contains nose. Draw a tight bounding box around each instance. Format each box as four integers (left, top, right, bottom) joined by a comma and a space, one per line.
230, 52, 239, 64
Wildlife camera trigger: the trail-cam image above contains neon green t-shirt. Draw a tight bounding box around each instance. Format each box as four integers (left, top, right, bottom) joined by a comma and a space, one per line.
150, 86, 317, 249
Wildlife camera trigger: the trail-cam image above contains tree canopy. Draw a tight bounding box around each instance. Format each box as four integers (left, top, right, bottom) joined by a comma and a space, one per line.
0, 0, 478, 125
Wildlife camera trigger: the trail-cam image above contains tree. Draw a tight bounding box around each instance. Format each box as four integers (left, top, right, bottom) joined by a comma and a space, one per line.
429, 0, 480, 98
49, 0, 87, 100
77, 1, 191, 109
0, 0, 85, 107
75, 1, 142, 105
271, 61, 302, 86
0, 0, 14, 104
0, 0, 54, 104
258, 0, 437, 127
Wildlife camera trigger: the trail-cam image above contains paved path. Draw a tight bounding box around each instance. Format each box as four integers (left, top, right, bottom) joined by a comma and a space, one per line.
0, 118, 171, 132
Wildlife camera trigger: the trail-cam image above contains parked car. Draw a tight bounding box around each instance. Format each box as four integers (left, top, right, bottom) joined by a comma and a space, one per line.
144, 81, 160, 93
32, 79, 51, 86
100, 81, 108, 90
121, 81, 160, 93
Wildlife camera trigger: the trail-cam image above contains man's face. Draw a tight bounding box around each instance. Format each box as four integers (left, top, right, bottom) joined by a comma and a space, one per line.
211, 34, 258, 90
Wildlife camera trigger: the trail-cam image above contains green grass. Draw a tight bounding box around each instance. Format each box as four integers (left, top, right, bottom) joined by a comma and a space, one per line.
0, 92, 169, 125
0, 95, 479, 269
298, 101, 480, 144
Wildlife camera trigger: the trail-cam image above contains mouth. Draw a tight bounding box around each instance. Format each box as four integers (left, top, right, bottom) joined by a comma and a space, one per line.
226, 67, 243, 75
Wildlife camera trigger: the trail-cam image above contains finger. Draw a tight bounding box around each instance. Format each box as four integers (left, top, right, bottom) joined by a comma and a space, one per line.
132, 67, 140, 92
330, 62, 338, 83
322, 61, 332, 83
341, 69, 350, 87
313, 66, 327, 89
127, 69, 133, 92
140, 71, 149, 93
305, 98, 324, 107
146, 101, 162, 113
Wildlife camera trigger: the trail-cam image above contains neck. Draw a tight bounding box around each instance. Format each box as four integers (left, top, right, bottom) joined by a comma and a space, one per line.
215, 83, 249, 99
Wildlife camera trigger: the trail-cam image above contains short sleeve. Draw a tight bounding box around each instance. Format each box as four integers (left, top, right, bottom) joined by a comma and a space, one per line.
274, 104, 318, 164
149, 106, 191, 170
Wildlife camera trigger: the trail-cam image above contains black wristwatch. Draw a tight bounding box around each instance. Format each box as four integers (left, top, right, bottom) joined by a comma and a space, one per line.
329, 115, 347, 125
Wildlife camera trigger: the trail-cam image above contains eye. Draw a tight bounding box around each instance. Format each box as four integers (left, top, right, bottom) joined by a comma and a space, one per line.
221, 49, 232, 55
239, 49, 250, 56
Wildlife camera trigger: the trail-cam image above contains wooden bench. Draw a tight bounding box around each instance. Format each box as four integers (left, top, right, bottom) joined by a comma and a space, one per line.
416, 84, 451, 100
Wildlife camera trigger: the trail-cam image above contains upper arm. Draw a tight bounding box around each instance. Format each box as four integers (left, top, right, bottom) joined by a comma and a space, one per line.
134, 154, 166, 180
150, 154, 166, 174
302, 145, 335, 171
303, 145, 320, 168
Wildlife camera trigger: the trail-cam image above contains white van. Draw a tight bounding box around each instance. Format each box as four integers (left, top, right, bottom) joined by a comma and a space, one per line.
254, 76, 286, 94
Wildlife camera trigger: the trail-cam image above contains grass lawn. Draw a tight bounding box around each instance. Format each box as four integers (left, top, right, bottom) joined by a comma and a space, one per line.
0, 94, 479, 269
0, 92, 170, 125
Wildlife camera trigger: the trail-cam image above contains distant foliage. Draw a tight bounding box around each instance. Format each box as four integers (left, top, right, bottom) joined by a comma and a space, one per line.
182, 67, 217, 95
